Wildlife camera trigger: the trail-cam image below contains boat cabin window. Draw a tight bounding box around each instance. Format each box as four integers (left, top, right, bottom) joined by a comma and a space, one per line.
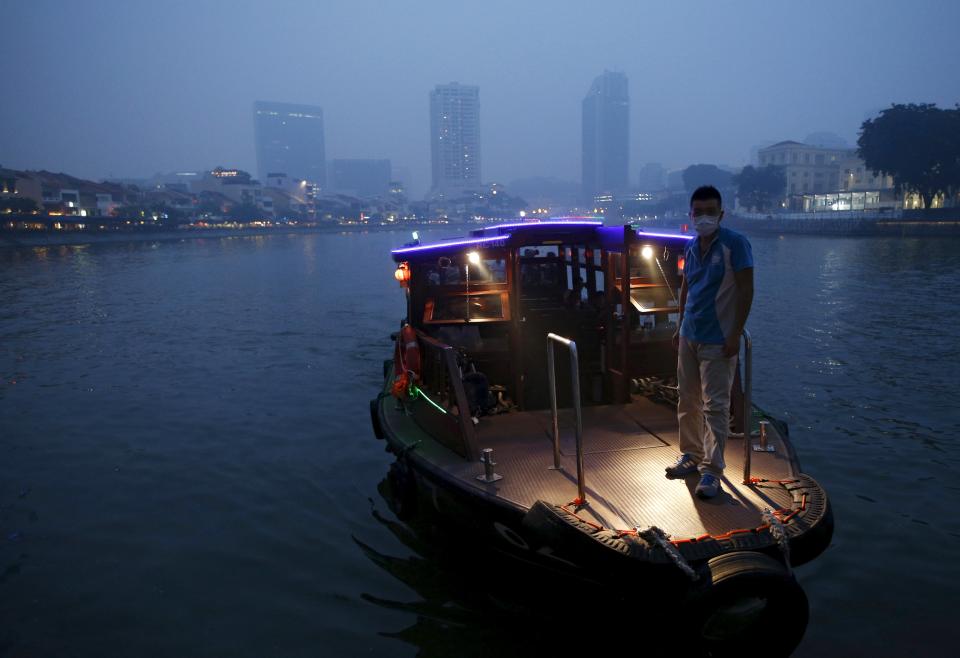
519, 245, 564, 297
624, 243, 681, 335
417, 252, 510, 325
424, 292, 508, 323
424, 256, 507, 287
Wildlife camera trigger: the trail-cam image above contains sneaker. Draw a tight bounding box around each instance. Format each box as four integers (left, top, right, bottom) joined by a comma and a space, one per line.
665, 453, 698, 477
695, 473, 722, 499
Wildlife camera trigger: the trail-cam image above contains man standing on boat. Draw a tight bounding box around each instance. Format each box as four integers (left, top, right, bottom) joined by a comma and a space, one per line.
666, 185, 754, 499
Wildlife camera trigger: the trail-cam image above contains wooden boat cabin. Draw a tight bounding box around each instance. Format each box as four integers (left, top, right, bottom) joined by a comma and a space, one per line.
391, 220, 689, 430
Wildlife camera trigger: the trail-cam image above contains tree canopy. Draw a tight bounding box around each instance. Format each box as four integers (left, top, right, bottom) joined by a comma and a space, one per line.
0, 197, 39, 214
227, 202, 265, 222
734, 165, 786, 212
682, 164, 734, 196
857, 103, 960, 208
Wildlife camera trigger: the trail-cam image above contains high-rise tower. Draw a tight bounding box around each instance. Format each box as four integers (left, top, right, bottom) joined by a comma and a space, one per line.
430, 83, 481, 194
253, 101, 326, 186
582, 71, 629, 203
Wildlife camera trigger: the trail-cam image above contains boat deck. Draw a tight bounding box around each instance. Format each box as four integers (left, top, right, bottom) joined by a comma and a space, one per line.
441, 396, 798, 540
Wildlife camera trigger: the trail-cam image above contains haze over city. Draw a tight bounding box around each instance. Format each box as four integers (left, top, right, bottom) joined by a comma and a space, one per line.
4, 3, 960, 658
2, 0, 958, 196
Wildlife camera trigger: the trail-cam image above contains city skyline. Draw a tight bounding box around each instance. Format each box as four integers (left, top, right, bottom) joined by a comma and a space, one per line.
2, 1, 959, 198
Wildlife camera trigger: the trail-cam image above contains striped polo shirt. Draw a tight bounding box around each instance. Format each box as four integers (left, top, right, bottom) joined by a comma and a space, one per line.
680, 226, 753, 345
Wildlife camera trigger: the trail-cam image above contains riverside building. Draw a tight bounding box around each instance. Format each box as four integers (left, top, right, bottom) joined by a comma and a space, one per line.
758, 140, 896, 212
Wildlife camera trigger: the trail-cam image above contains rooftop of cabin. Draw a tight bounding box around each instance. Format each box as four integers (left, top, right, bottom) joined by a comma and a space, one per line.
390, 220, 692, 262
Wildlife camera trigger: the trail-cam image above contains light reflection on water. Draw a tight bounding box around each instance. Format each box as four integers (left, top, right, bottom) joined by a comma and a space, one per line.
0, 231, 958, 657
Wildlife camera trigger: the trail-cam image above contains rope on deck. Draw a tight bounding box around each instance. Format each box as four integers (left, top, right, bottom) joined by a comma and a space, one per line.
638, 526, 699, 581
555, 475, 809, 562
762, 507, 792, 575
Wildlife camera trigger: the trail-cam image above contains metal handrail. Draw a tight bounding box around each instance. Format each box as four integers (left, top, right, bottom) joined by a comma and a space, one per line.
741, 329, 753, 484
413, 330, 480, 461
547, 333, 586, 504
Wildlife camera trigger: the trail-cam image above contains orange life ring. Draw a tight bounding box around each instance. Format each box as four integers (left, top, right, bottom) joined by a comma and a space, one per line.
392, 324, 421, 397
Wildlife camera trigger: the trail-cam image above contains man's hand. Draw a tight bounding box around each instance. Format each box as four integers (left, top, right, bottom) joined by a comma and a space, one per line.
723, 333, 740, 358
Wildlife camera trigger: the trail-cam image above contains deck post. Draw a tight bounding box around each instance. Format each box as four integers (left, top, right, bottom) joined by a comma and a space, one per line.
741, 329, 753, 485
547, 333, 586, 504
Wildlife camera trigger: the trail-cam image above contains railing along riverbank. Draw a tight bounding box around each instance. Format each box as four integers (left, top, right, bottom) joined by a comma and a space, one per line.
725, 207, 960, 236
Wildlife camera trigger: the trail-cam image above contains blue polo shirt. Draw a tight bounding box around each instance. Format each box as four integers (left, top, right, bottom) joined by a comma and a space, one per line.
680, 226, 753, 344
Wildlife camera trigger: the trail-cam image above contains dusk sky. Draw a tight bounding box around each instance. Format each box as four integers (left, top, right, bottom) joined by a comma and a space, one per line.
2, 0, 958, 196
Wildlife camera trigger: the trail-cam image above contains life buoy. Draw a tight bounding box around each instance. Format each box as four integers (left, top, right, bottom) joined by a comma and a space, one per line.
392, 324, 421, 398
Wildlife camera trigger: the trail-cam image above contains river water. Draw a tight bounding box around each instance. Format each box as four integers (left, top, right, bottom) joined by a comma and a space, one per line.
1, 230, 958, 657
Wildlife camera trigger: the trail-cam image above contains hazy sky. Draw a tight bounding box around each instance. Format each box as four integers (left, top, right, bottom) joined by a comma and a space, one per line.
2, 0, 958, 196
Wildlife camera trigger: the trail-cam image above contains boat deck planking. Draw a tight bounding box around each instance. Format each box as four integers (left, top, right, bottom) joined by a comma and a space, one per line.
384, 395, 798, 540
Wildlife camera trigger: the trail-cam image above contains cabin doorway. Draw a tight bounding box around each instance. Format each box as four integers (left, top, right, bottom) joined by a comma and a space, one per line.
517, 244, 606, 410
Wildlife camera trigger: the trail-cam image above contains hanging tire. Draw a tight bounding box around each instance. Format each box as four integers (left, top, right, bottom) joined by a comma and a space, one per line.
386, 461, 418, 521
369, 398, 385, 440
687, 551, 808, 658
790, 491, 835, 567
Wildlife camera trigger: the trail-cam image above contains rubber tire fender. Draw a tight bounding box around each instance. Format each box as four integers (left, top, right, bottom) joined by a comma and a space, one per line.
369, 398, 385, 440
790, 487, 835, 567
386, 461, 418, 521
686, 551, 809, 658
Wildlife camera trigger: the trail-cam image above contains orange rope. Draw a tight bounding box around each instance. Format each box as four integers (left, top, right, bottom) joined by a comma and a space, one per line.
557, 477, 806, 547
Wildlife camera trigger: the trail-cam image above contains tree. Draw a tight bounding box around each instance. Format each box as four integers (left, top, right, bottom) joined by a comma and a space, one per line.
682, 164, 734, 196
734, 165, 786, 212
0, 197, 39, 214
226, 202, 264, 222
857, 103, 960, 208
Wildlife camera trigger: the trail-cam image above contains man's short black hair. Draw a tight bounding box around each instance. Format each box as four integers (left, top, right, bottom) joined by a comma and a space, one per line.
690, 185, 722, 208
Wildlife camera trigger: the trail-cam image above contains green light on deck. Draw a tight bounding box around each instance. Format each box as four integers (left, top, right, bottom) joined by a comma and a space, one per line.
411, 385, 448, 414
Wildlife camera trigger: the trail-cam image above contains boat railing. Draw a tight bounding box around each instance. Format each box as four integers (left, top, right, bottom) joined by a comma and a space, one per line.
413, 330, 480, 461
741, 330, 753, 484
546, 333, 586, 504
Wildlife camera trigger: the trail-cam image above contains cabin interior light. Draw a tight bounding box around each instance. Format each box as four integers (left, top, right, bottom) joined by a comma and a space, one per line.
641, 245, 654, 260
467, 251, 481, 265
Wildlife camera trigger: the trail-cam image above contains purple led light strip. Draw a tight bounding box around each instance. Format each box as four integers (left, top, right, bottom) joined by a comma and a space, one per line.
483, 220, 603, 230
391, 234, 507, 255
634, 230, 694, 240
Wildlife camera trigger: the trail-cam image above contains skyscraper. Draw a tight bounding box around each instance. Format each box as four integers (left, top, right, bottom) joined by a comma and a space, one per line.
330, 159, 391, 199
430, 83, 481, 195
253, 101, 326, 186
582, 71, 629, 203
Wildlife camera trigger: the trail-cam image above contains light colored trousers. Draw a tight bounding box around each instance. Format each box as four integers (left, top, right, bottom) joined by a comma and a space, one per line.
677, 338, 738, 476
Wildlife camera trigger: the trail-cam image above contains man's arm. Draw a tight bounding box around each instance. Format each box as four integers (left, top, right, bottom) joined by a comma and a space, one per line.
673, 275, 687, 351
724, 267, 754, 357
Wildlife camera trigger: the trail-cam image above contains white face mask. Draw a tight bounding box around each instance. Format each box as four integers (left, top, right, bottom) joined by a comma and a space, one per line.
694, 214, 720, 236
